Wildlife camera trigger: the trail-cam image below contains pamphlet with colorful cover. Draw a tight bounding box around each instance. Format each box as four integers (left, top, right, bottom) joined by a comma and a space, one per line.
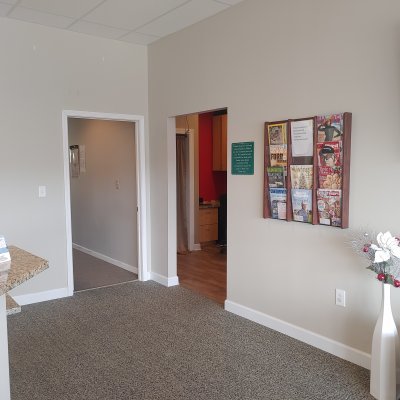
317, 141, 342, 167
269, 144, 287, 167
267, 166, 285, 188
291, 189, 312, 223
290, 165, 313, 190
319, 166, 342, 189
317, 189, 342, 227
269, 188, 287, 220
316, 113, 343, 143
0, 236, 10, 263
268, 123, 287, 145
0, 236, 11, 277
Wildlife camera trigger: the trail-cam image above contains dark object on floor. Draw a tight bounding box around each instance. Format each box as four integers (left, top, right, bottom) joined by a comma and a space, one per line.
8, 281, 373, 400
218, 193, 227, 246
73, 249, 137, 291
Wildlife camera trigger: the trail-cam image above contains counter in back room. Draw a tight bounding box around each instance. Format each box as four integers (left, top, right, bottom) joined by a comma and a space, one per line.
199, 203, 219, 243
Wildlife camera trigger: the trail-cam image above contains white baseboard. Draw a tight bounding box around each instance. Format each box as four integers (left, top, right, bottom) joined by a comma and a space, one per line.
191, 243, 201, 251
150, 272, 179, 287
11, 287, 70, 306
224, 299, 370, 370
73, 243, 138, 274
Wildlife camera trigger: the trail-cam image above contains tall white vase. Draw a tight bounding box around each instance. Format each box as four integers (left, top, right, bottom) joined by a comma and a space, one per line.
370, 283, 400, 400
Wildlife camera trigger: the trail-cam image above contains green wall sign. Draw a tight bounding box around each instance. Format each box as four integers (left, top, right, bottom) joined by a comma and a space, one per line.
231, 141, 254, 175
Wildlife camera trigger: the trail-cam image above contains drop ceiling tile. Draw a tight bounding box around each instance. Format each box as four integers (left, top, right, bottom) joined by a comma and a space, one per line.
121, 31, 159, 45
0, 3, 12, 16
19, 0, 105, 19
9, 6, 74, 28
69, 20, 129, 39
214, 0, 243, 4
138, 0, 228, 37
84, 0, 188, 31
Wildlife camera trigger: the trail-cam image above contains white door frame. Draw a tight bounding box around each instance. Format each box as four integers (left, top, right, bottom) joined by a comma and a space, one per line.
62, 110, 149, 296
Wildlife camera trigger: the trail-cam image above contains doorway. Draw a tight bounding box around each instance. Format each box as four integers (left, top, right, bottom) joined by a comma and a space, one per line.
68, 118, 138, 291
62, 111, 149, 296
175, 110, 227, 305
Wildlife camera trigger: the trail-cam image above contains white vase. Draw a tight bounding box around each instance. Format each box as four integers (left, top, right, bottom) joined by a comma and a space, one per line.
370, 283, 400, 400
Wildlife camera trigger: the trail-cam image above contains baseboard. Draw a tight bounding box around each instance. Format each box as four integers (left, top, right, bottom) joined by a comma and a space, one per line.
191, 243, 201, 251
150, 272, 179, 287
224, 299, 370, 370
73, 243, 138, 274
11, 287, 70, 306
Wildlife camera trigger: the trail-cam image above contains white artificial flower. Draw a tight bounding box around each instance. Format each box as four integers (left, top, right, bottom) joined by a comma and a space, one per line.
370, 232, 400, 263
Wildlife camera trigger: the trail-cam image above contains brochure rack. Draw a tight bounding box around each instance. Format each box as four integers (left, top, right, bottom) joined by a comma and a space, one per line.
263, 112, 352, 229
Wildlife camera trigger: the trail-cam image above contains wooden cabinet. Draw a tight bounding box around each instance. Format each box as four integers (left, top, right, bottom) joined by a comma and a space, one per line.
212, 114, 227, 171
199, 207, 218, 242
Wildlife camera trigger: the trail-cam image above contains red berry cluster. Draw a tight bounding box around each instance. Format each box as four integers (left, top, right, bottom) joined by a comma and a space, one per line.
377, 273, 400, 287
362, 244, 370, 253
377, 273, 385, 281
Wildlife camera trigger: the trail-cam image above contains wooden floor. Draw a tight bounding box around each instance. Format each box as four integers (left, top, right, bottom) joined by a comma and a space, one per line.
177, 243, 227, 305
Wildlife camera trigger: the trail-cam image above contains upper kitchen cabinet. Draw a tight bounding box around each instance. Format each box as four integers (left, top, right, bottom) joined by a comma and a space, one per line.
212, 113, 227, 171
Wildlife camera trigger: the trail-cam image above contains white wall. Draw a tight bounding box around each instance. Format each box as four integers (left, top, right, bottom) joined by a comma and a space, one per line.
0, 17, 148, 296
148, 0, 400, 356
68, 118, 137, 269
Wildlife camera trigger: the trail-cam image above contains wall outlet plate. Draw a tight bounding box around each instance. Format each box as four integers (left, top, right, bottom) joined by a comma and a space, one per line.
38, 186, 46, 198
335, 289, 346, 307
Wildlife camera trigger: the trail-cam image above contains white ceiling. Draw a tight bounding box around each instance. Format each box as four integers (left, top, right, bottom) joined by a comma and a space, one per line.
0, 0, 244, 45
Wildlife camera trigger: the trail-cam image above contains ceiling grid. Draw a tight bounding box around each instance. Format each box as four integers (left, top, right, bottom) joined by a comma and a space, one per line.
0, 0, 243, 45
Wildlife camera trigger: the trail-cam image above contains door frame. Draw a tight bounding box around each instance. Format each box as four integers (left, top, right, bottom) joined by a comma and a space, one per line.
62, 110, 149, 296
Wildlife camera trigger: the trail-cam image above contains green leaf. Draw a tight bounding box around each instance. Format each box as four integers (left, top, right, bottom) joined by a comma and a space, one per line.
386, 275, 394, 285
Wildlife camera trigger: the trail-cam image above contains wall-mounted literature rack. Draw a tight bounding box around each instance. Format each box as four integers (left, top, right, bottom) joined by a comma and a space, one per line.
263, 112, 352, 229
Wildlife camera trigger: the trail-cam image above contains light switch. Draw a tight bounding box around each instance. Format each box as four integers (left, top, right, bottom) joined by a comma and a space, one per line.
38, 186, 46, 198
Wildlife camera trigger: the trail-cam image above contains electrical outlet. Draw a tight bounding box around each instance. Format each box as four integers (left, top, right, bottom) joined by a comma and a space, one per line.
115, 179, 120, 190
335, 289, 346, 307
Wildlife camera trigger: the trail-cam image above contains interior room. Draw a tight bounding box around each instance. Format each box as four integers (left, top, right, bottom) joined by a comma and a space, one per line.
1, 0, 400, 399
176, 111, 227, 305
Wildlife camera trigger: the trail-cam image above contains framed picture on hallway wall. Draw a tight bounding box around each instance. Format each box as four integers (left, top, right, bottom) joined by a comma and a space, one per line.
69, 145, 80, 178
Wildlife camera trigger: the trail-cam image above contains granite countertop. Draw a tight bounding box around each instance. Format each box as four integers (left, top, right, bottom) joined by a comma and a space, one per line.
6, 294, 21, 315
0, 246, 49, 296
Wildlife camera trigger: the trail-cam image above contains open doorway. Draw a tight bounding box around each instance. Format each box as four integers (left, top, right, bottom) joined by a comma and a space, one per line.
175, 110, 227, 305
62, 111, 149, 296
67, 118, 138, 291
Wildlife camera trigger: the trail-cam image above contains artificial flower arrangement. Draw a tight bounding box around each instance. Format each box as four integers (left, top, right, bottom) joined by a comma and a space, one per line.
352, 231, 400, 287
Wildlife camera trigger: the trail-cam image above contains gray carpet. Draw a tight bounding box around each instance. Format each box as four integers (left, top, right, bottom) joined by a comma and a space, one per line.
73, 249, 137, 291
8, 281, 373, 400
